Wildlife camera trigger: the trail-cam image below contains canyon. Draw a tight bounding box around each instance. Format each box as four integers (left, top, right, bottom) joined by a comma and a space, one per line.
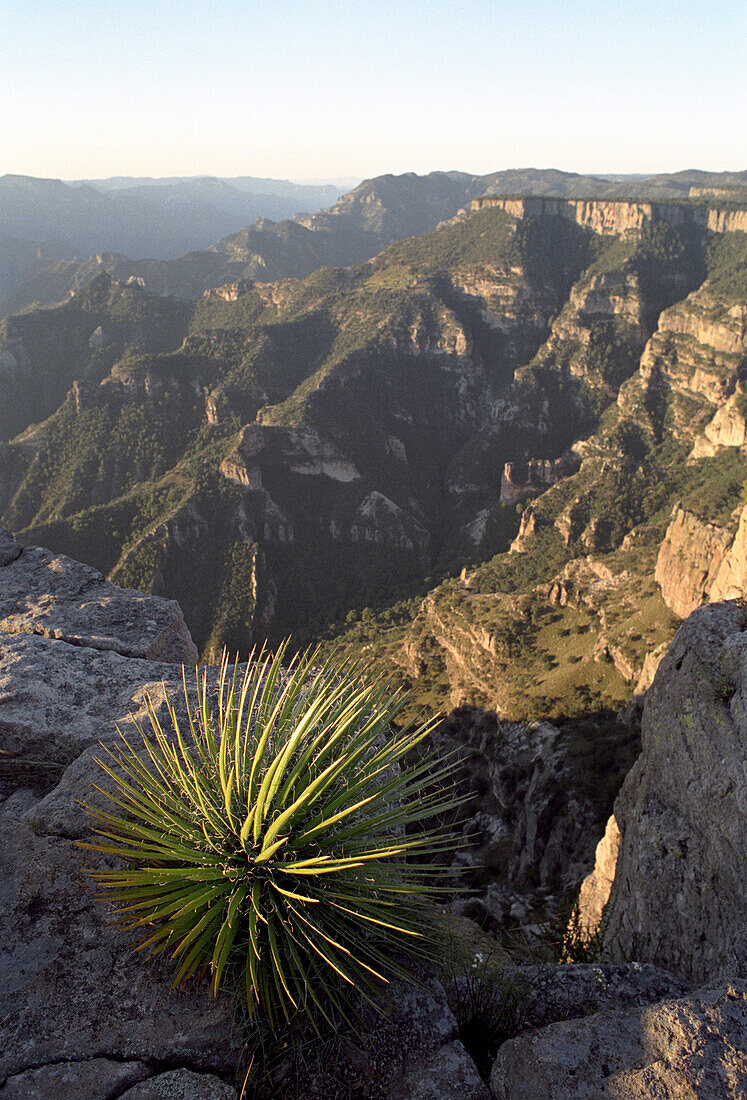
2, 191, 745, 699
0, 166, 745, 1095
0, 529, 743, 1097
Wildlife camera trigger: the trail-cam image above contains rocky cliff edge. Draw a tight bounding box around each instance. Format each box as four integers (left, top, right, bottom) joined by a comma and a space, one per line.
581, 600, 747, 986
0, 528, 488, 1100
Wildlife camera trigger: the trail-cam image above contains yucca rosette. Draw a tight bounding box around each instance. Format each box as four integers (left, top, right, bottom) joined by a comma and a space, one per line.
82, 644, 462, 1028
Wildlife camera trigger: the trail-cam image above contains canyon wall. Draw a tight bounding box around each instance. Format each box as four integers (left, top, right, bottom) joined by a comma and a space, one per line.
472, 195, 747, 235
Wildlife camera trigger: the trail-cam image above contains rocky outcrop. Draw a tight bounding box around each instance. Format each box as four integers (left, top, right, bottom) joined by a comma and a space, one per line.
654, 506, 736, 617
499, 456, 576, 507
694, 385, 747, 456
597, 602, 747, 984
472, 195, 747, 236
499, 962, 689, 1031
349, 491, 430, 554
228, 423, 360, 483
576, 814, 621, 936
655, 504, 747, 617
509, 505, 539, 552
490, 981, 747, 1099
0, 528, 197, 663
618, 282, 746, 450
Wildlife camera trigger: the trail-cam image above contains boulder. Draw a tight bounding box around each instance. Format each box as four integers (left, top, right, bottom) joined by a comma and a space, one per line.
0, 632, 199, 765
490, 981, 747, 1099
600, 602, 747, 984
0, 822, 239, 1084
118, 1070, 238, 1099
0, 1058, 149, 1099
493, 962, 689, 1032
392, 1041, 490, 1099
289, 977, 489, 1099
0, 528, 197, 664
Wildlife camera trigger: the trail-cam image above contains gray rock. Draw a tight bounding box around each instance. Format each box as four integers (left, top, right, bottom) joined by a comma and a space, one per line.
23, 741, 153, 838
0, 531, 197, 664
0, 632, 200, 763
0, 822, 239, 1081
0, 787, 37, 817
290, 977, 486, 1098
0, 1058, 149, 1099
0, 530, 22, 568
118, 1069, 238, 1099
490, 981, 747, 1100
391, 1040, 490, 1099
602, 601, 747, 983
494, 963, 690, 1031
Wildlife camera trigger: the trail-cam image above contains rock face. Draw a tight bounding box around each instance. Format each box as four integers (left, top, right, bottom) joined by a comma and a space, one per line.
576, 814, 620, 936
0, 532, 241, 1095
655, 505, 747, 618
473, 194, 747, 236
499, 456, 576, 507
490, 981, 747, 1100
710, 506, 747, 604
617, 279, 747, 454
596, 602, 747, 985
224, 423, 361, 485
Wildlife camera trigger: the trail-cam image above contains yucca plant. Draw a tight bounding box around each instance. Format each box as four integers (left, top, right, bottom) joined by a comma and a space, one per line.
81, 643, 463, 1029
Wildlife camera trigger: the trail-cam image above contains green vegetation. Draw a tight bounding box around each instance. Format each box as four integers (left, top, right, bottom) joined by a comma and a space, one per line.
704, 230, 747, 299
3, 204, 746, 698
378, 207, 518, 272
0, 275, 191, 443
82, 645, 463, 1029
672, 447, 747, 526
442, 944, 529, 1080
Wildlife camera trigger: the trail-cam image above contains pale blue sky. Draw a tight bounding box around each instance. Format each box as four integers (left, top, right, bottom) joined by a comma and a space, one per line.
2, 0, 745, 180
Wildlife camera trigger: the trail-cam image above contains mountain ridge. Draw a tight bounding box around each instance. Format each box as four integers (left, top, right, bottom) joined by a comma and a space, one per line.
3, 167, 746, 319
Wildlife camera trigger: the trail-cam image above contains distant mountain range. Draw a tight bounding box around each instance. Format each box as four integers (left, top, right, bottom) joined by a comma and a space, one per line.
0, 174, 346, 311
2, 168, 745, 319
